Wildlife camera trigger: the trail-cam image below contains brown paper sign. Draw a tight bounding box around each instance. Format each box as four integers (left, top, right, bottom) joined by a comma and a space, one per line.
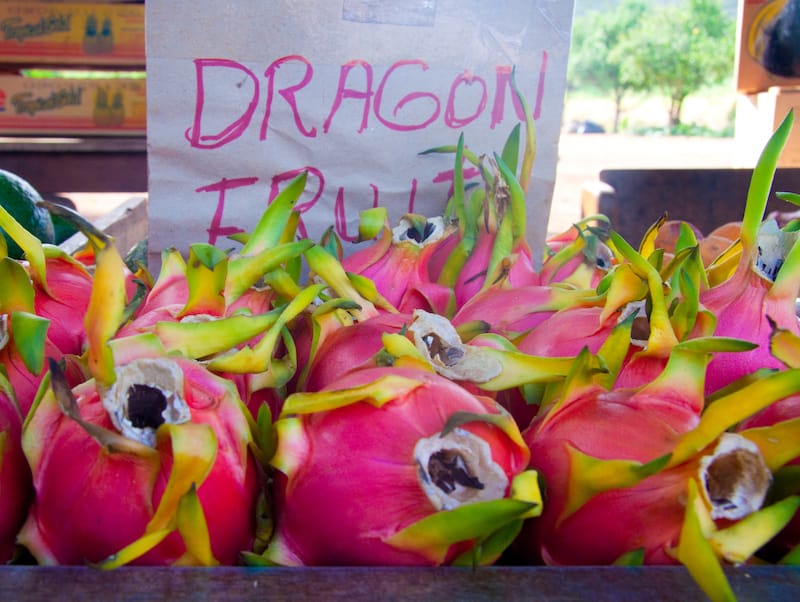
145, 0, 574, 265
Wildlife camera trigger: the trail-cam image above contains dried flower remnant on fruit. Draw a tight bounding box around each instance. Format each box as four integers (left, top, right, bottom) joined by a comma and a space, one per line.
408, 310, 501, 382
617, 301, 649, 347
102, 358, 191, 447
393, 216, 445, 247
595, 241, 614, 271
414, 427, 508, 511
699, 433, 772, 520
428, 448, 485, 493
755, 220, 797, 281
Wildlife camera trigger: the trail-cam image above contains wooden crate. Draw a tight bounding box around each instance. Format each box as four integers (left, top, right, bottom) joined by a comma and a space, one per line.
58, 194, 147, 256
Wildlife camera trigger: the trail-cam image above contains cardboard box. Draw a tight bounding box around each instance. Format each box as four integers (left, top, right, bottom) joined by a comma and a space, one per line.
0, 2, 144, 67
0, 74, 146, 135
59, 195, 147, 257
735, 0, 800, 93
734, 86, 800, 167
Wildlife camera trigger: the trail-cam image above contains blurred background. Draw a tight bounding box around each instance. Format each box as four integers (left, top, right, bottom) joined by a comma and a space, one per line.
550, 0, 761, 235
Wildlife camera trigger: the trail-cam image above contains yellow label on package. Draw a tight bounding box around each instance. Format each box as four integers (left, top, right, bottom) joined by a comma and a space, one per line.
0, 75, 146, 135
0, 2, 144, 65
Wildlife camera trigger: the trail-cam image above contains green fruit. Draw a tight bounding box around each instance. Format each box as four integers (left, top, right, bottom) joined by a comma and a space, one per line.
46, 197, 80, 244
0, 169, 55, 259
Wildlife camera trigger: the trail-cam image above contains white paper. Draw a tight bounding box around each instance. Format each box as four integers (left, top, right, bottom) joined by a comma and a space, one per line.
145, 0, 574, 266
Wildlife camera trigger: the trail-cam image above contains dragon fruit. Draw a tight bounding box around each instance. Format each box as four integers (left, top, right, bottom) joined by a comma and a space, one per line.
341, 208, 455, 315
451, 277, 598, 339
0, 370, 32, 563
515, 334, 800, 593
511, 232, 657, 369
29, 251, 93, 357
298, 308, 573, 402
434, 143, 538, 310
112, 178, 318, 418
698, 111, 800, 394
0, 204, 93, 357
426, 75, 539, 310
19, 350, 260, 566
286, 241, 401, 395
0, 206, 95, 415
536, 216, 614, 288
260, 365, 541, 566
299, 311, 413, 392
732, 321, 800, 560
0, 256, 69, 416
17, 225, 261, 566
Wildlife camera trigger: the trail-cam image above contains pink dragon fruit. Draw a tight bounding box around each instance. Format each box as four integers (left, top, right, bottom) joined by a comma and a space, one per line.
451, 278, 598, 339
733, 321, 800, 560
112, 180, 317, 417
515, 338, 800, 576
19, 351, 260, 566
298, 308, 574, 404
512, 219, 716, 395
340, 208, 455, 315
286, 241, 401, 396
127, 171, 310, 327
0, 371, 32, 563
0, 203, 93, 357
17, 225, 262, 566
0, 206, 93, 415
1, 255, 75, 416
510, 232, 656, 368
299, 311, 413, 392
536, 216, 614, 289
698, 110, 800, 394
28, 249, 92, 357
434, 145, 538, 310
260, 365, 541, 566
0, 313, 61, 418
426, 81, 539, 310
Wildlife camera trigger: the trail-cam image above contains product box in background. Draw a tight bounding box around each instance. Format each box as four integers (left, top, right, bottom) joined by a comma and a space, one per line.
0, 74, 146, 135
735, 0, 800, 93
0, 2, 145, 67
734, 86, 800, 167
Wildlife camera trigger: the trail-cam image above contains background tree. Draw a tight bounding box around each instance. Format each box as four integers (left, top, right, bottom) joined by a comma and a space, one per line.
618, 0, 735, 128
568, 0, 648, 133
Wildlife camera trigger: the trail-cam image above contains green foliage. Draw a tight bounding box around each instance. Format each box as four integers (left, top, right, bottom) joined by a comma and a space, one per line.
630, 121, 735, 138
568, 0, 648, 132
569, 0, 736, 130
618, 0, 735, 127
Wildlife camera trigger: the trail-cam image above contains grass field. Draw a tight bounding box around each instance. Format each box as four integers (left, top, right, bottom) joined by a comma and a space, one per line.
562, 85, 738, 135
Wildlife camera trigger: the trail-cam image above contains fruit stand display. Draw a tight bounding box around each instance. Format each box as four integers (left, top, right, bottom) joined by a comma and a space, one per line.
1, 2, 800, 602
1, 101, 800, 601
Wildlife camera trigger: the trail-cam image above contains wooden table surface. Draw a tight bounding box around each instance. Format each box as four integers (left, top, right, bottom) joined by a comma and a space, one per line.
0, 565, 797, 601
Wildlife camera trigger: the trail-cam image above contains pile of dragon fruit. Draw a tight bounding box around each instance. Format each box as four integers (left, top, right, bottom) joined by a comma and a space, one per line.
1, 100, 799, 601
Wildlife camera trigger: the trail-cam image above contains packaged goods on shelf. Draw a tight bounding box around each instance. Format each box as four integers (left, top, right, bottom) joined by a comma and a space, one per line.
0, 73, 145, 135
0, 2, 144, 67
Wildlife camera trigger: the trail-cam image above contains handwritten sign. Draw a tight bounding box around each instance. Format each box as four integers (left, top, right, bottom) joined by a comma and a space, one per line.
145, 0, 574, 267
